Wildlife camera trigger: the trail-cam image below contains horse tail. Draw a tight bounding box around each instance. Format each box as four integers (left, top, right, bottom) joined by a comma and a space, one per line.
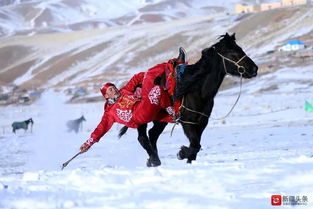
118, 126, 128, 138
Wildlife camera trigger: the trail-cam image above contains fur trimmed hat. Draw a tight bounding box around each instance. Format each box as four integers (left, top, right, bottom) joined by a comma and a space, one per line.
100, 83, 115, 97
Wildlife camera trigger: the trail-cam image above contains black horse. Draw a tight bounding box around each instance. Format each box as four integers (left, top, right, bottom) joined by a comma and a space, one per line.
12, 118, 34, 133
120, 33, 258, 167
66, 115, 86, 133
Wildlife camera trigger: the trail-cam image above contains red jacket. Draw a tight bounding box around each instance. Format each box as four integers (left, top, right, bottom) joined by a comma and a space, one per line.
90, 63, 172, 142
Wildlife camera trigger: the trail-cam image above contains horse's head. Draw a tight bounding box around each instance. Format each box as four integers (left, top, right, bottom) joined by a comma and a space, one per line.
208, 33, 258, 78
28, 118, 34, 124
81, 115, 86, 121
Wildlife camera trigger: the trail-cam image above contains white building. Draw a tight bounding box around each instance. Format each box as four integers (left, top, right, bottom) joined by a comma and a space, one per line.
279, 40, 305, 51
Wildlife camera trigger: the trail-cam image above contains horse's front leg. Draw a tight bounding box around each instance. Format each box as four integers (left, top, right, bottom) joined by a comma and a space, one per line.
177, 122, 207, 163
137, 124, 160, 167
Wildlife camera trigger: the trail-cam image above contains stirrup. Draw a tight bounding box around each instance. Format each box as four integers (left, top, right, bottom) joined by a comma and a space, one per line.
177, 47, 186, 63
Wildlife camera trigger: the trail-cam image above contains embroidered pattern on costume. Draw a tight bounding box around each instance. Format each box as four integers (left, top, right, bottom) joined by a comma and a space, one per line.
118, 96, 136, 108
116, 109, 133, 122
166, 106, 175, 116
148, 86, 161, 105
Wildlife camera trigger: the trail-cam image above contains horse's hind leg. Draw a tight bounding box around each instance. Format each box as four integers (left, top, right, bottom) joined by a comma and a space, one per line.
72, 123, 79, 133
148, 121, 167, 155
137, 124, 160, 167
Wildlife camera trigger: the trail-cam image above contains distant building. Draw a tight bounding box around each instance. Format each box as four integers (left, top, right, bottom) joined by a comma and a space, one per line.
29, 91, 42, 100
279, 40, 305, 51
260, 2, 282, 11
235, 0, 312, 14
74, 89, 87, 96
0, 94, 9, 105
18, 96, 30, 104
235, 4, 260, 13
281, 0, 309, 6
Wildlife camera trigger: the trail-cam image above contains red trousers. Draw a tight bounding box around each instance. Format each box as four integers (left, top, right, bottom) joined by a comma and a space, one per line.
133, 64, 171, 124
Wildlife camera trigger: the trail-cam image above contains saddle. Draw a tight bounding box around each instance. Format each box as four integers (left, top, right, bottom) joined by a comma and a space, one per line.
155, 47, 187, 97
155, 47, 187, 122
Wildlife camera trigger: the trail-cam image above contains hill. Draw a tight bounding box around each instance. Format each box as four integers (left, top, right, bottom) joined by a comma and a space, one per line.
0, 2, 312, 100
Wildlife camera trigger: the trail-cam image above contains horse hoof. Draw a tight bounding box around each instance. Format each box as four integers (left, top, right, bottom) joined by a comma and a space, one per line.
146, 160, 160, 167
187, 159, 192, 164
177, 152, 183, 160
146, 156, 161, 167
146, 159, 152, 167
177, 145, 188, 160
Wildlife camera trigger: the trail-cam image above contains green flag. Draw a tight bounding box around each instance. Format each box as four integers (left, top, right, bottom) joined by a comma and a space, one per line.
305, 100, 313, 112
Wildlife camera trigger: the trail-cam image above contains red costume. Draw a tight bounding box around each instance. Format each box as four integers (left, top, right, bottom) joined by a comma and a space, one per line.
80, 46, 188, 153
90, 62, 174, 143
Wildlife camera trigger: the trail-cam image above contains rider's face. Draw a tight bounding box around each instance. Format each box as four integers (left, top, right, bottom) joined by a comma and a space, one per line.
105, 86, 119, 99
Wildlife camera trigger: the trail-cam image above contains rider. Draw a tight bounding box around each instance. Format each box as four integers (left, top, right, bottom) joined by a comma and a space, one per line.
79, 49, 186, 153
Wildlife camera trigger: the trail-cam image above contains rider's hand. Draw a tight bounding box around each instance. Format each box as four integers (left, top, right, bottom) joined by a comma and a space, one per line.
80, 138, 95, 153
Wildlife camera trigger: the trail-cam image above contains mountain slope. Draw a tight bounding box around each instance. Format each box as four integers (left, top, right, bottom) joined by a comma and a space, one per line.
0, 0, 276, 36
0, 3, 312, 93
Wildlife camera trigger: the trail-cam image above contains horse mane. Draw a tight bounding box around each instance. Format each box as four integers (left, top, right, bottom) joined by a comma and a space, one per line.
218, 33, 236, 41
175, 47, 216, 97
175, 33, 236, 98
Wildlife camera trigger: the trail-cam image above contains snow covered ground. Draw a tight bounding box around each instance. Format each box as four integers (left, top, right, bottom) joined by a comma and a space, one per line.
1, 65, 313, 208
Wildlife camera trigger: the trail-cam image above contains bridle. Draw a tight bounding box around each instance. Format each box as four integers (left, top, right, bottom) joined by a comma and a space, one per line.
177, 51, 248, 124
217, 52, 247, 76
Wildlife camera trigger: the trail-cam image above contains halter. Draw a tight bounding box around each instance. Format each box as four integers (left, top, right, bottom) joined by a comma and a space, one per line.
178, 52, 248, 124
217, 52, 247, 75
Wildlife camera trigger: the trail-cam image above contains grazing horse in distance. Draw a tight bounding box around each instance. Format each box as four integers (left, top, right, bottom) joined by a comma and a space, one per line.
120, 33, 258, 167
12, 118, 34, 133
66, 115, 86, 133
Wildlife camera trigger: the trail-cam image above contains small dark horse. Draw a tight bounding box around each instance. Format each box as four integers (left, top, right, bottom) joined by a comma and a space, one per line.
120, 33, 258, 167
67, 115, 86, 133
12, 118, 34, 133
